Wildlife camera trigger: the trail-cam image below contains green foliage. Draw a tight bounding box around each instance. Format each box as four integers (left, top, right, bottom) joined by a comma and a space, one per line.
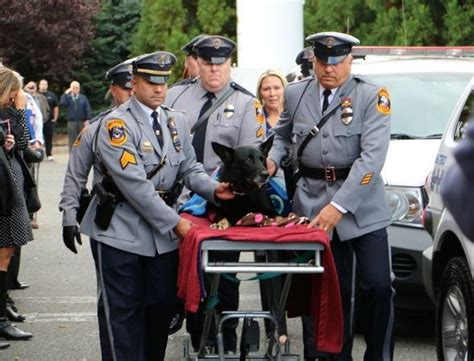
131, 0, 237, 84
443, 0, 474, 45
72, 0, 141, 113
304, 0, 472, 46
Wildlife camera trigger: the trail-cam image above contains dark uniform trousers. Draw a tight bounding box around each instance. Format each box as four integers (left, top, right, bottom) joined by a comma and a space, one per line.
303, 228, 395, 361
95, 240, 178, 361
90, 239, 113, 361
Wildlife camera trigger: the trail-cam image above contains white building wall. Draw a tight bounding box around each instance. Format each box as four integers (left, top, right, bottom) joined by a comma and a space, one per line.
231, 0, 305, 93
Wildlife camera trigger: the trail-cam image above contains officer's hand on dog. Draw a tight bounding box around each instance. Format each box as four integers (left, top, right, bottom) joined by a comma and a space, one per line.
214, 182, 235, 200
307, 204, 343, 232
266, 159, 277, 177
174, 217, 194, 238
63, 225, 82, 254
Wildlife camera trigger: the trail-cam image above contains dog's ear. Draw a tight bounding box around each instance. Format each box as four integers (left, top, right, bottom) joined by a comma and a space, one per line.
259, 135, 274, 157
212, 142, 234, 163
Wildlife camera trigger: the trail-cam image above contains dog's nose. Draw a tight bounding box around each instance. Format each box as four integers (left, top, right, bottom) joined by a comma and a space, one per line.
260, 169, 269, 178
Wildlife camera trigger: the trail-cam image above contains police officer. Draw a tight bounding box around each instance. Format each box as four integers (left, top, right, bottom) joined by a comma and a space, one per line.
79, 51, 234, 361
175, 34, 208, 84
296, 46, 315, 79
267, 32, 395, 361
59, 58, 134, 360
165, 35, 266, 354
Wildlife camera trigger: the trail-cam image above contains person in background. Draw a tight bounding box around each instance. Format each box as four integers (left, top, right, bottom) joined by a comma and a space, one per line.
38, 79, 59, 161
181, 34, 208, 81
0, 67, 34, 344
296, 46, 315, 80
60, 80, 92, 150
267, 32, 394, 361
59, 58, 134, 361
256, 69, 287, 129
441, 121, 474, 240
23, 82, 45, 149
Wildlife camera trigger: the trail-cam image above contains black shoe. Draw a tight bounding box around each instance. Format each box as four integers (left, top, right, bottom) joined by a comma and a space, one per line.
9, 281, 29, 290
168, 311, 185, 335
0, 339, 9, 349
0, 319, 33, 340
6, 305, 25, 323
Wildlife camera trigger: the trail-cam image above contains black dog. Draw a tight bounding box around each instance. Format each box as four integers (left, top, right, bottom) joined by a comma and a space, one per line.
209, 136, 276, 229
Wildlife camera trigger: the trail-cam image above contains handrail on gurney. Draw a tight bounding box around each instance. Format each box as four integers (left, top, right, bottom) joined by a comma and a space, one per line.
201, 240, 325, 274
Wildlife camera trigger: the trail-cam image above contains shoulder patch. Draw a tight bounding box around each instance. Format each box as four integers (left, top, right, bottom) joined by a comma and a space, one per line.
254, 99, 265, 125
107, 119, 127, 146
376, 88, 391, 115
230, 81, 254, 97
119, 149, 137, 170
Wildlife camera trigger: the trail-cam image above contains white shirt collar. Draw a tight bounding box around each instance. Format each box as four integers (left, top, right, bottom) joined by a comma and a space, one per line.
136, 99, 161, 126
318, 86, 338, 111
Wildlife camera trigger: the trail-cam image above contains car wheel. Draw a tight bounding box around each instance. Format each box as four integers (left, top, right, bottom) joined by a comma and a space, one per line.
436, 257, 474, 360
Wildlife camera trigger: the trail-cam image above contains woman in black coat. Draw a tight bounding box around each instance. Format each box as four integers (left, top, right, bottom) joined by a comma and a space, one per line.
0, 67, 34, 342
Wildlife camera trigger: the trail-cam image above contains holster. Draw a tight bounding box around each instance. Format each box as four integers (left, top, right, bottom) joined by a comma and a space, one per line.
93, 181, 117, 230
77, 188, 93, 223
161, 180, 184, 207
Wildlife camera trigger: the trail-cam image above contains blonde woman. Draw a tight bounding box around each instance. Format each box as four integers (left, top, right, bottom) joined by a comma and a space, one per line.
256, 69, 287, 129
0, 67, 34, 342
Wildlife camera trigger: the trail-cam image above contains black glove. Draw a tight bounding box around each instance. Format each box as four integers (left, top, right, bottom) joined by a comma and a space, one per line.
63, 225, 82, 254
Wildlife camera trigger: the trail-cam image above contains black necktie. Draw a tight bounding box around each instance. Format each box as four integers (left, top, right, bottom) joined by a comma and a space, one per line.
322, 88, 332, 113
151, 111, 164, 148
192, 92, 215, 163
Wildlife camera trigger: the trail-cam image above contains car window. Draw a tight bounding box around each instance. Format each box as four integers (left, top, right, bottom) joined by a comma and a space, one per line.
454, 90, 474, 141
363, 73, 471, 138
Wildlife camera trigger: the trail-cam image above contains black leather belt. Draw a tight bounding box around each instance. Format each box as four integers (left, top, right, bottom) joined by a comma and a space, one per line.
300, 166, 351, 182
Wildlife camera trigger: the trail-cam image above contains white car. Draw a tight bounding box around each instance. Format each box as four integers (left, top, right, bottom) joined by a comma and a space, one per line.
423, 77, 474, 359
350, 47, 474, 311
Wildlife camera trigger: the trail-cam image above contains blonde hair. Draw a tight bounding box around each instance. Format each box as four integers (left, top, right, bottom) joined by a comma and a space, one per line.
256, 69, 288, 104
0, 67, 23, 107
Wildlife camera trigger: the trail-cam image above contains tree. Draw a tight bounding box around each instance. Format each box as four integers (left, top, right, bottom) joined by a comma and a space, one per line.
0, 0, 100, 84
131, 0, 237, 83
443, 0, 474, 45
72, 0, 141, 109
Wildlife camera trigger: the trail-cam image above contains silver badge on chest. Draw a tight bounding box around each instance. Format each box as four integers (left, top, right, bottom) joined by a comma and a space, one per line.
341, 97, 353, 125
223, 103, 235, 119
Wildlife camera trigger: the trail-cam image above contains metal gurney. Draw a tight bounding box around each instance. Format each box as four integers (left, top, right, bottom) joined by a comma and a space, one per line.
182, 235, 326, 361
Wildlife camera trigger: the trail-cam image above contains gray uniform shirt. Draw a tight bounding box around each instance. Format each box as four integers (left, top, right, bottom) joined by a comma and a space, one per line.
59, 111, 111, 227
165, 79, 266, 173
80, 96, 219, 256
269, 74, 392, 241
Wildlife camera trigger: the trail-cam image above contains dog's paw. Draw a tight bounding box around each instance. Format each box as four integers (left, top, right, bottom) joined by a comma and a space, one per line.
211, 218, 231, 230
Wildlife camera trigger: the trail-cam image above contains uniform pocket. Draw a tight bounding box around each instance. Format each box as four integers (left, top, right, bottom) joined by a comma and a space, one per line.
333, 122, 362, 158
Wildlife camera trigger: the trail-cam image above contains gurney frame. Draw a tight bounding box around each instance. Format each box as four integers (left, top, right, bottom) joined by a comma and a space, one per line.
183, 239, 325, 361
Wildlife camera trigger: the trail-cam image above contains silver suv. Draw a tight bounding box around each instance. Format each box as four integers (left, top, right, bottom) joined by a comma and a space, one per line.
351, 48, 474, 311
423, 77, 474, 359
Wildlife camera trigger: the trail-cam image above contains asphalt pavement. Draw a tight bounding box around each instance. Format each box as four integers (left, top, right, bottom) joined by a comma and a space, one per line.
1, 145, 437, 360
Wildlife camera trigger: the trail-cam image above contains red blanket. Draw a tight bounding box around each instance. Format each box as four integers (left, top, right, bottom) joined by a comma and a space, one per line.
177, 214, 343, 353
